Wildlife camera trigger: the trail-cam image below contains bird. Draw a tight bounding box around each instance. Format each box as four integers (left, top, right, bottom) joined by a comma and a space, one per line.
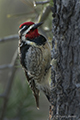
18, 21, 51, 109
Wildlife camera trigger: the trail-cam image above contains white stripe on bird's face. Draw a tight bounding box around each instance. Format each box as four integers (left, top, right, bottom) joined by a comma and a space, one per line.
22, 24, 34, 36
18, 25, 26, 36
22, 39, 37, 46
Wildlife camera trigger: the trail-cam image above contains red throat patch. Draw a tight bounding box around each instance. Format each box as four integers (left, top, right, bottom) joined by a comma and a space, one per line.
25, 29, 40, 39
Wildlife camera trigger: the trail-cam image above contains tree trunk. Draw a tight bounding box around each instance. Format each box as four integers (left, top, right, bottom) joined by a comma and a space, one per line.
50, 0, 80, 119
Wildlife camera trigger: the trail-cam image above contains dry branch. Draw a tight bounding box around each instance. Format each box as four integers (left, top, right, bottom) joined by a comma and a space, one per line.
33, 0, 49, 6
0, 94, 6, 98
0, 34, 18, 43
0, 64, 13, 70
0, 50, 18, 120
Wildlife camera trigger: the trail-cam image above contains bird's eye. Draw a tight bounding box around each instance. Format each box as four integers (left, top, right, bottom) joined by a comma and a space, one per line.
22, 26, 26, 30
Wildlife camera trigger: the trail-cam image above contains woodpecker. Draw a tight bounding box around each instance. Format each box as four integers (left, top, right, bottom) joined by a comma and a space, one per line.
18, 21, 51, 109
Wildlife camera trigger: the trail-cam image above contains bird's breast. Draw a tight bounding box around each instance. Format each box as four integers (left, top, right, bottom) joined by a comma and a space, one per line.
24, 46, 43, 76
18, 40, 51, 83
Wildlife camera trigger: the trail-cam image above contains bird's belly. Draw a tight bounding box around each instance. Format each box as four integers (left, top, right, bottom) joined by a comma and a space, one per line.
19, 46, 51, 84
24, 47, 44, 78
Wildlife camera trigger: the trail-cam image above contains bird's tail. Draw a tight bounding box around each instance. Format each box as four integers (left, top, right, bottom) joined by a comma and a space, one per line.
33, 89, 40, 109
29, 80, 40, 109
30, 80, 40, 109
25, 71, 40, 109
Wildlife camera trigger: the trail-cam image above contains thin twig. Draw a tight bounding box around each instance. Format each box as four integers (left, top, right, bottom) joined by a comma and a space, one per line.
0, 94, 6, 98
0, 50, 18, 120
0, 34, 18, 43
0, 64, 13, 70
33, 0, 49, 6
38, 5, 51, 37
38, 5, 51, 22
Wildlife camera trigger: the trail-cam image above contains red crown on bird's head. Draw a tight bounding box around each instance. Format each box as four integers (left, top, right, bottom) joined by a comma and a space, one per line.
19, 21, 43, 39
19, 22, 34, 29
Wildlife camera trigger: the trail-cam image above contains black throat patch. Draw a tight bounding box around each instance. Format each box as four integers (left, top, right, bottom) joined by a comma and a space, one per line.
27, 35, 47, 46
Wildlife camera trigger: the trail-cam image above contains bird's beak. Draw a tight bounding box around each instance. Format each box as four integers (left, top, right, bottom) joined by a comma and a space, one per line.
31, 22, 43, 30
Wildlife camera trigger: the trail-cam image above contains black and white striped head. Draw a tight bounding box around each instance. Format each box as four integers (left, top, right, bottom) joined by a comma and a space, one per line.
18, 21, 43, 40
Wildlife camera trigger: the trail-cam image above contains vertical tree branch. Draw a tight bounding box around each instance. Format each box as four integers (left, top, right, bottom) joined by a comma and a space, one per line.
50, 0, 80, 119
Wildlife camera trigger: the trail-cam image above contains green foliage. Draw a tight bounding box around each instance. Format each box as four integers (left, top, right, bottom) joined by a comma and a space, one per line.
0, 78, 38, 120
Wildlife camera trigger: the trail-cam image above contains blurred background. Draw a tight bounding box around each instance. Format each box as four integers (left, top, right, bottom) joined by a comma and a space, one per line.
0, 0, 52, 120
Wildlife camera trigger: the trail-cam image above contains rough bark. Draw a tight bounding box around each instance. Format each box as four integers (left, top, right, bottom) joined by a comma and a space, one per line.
50, 0, 80, 120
